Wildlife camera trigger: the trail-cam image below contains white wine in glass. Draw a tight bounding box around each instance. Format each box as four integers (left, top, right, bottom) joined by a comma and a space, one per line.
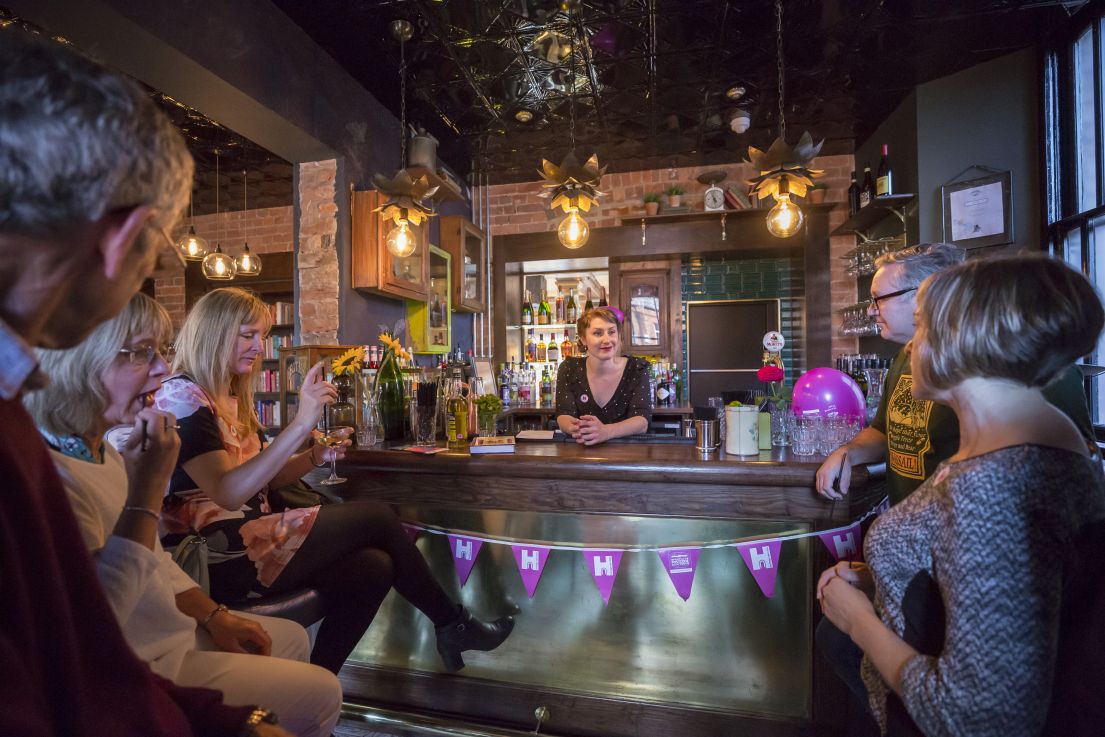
316, 425, 353, 485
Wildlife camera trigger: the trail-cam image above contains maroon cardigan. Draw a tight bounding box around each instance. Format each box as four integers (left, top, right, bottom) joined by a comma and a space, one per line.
0, 397, 252, 736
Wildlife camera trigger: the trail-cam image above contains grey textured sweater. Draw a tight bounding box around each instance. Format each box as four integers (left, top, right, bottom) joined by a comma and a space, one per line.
862, 445, 1105, 736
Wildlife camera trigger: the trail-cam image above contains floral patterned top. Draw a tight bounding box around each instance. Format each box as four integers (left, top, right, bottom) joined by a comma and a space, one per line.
154, 375, 318, 597
554, 356, 653, 427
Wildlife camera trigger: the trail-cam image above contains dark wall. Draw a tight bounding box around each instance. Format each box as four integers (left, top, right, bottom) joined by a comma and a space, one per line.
855, 90, 921, 246
915, 47, 1041, 251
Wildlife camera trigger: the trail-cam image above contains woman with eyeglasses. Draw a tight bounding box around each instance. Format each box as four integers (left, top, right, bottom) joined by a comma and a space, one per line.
818, 255, 1105, 737
155, 287, 513, 674
24, 293, 342, 737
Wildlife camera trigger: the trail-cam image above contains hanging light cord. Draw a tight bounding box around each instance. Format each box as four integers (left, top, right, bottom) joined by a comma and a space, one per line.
776, 0, 786, 143
399, 34, 407, 169
215, 152, 220, 244
568, 13, 577, 154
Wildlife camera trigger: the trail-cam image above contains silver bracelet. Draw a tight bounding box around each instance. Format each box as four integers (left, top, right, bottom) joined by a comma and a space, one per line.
122, 505, 160, 521
201, 603, 228, 628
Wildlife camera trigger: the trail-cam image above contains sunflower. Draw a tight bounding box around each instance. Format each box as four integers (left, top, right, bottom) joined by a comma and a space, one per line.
377, 333, 411, 362
330, 346, 365, 377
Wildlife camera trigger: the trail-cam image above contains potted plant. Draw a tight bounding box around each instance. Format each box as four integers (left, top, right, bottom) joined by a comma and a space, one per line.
643, 192, 661, 216
665, 185, 684, 208
808, 181, 828, 204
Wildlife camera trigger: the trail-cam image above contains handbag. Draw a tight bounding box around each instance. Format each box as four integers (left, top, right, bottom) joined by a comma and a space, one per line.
170, 533, 210, 594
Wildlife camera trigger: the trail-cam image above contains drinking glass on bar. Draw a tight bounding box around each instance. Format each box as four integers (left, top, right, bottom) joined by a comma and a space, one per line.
412, 377, 439, 446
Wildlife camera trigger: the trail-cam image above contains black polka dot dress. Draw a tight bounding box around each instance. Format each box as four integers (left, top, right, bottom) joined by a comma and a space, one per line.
554, 356, 653, 426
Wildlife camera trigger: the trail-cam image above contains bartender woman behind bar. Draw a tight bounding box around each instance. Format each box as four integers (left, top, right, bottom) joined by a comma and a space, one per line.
555, 307, 652, 444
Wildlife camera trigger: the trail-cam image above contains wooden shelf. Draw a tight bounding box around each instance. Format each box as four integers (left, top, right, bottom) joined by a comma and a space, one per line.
255, 391, 280, 399
621, 210, 735, 225
405, 165, 464, 202
272, 323, 294, 330
831, 194, 915, 236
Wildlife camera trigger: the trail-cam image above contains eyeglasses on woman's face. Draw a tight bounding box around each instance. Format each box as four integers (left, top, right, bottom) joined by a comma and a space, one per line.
118, 344, 175, 366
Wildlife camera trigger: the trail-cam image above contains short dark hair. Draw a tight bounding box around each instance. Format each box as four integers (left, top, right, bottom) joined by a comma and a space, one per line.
914, 254, 1104, 389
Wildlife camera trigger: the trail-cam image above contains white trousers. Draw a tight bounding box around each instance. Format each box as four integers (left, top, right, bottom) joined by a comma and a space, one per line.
175, 612, 341, 737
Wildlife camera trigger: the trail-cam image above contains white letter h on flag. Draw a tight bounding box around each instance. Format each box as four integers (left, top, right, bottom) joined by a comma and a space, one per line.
592, 555, 613, 576
455, 539, 473, 560
520, 549, 540, 571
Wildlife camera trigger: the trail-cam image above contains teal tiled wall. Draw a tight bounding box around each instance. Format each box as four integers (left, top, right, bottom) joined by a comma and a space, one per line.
681, 254, 805, 388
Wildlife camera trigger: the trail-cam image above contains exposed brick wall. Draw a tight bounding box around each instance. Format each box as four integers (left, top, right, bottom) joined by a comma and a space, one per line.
155, 205, 294, 328
296, 160, 340, 344
485, 156, 859, 360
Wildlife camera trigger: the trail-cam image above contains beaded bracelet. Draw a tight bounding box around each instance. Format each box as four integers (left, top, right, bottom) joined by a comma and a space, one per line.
201, 603, 229, 628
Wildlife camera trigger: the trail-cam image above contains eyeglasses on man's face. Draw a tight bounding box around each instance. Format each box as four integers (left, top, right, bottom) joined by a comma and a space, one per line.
118, 344, 175, 366
869, 286, 918, 311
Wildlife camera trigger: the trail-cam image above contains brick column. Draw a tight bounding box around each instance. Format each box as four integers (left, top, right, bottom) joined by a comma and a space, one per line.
296, 160, 340, 344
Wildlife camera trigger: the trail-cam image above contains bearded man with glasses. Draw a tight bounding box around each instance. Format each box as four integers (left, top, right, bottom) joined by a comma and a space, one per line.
812, 242, 1094, 736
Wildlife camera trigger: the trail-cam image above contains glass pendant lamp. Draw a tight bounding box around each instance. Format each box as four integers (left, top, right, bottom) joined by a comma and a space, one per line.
202, 152, 237, 280
234, 170, 262, 276
176, 186, 208, 261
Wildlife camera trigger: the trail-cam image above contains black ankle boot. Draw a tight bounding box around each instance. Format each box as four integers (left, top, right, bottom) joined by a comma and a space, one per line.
434, 606, 514, 673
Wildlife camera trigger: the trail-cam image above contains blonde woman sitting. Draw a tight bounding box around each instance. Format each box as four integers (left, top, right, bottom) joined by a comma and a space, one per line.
25, 293, 341, 737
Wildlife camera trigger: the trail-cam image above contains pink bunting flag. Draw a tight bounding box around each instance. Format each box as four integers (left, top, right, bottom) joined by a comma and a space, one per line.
818, 522, 863, 563
402, 523, 420, 542
735, 539, 784, 598
657, 547, 701, 601
583, 550, 623, 606
446, 534, 484, 586
510, 545, 551, 598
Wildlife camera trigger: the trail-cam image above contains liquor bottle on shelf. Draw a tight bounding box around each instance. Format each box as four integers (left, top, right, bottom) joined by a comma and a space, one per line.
540, 366, 553, 407
525, 329, 537, 363
445, 367, 468, 449
598, 287, 608, 308
546, 333, 560, 363
536, 333, 547, 362
565, 291, 578, 323
560, 330, 574, 360
518, 363, 533, 406
521, 291, 532, 325
538, 292, 550, 325
859, 166, 874, 209
555, 295, 564, 324
876, 144, 892, 197
498, 363, 512, 405
509, 357, 520, 405
429, 284, 443, 328
584, 288, 594, 312
847, 172, 860, 216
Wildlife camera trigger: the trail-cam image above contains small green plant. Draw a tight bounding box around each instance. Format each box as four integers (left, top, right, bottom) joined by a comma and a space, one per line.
643, 192, 662, 204
474, 393, 503, 414
666, 185, 685, 196
810, 181, 829, 190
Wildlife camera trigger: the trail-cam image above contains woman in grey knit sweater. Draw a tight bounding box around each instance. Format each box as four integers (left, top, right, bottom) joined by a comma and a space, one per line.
818, 254, 1105, 737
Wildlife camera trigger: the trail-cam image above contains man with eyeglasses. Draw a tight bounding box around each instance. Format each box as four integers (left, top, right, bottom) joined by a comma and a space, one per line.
816, 242, 1092, 505
813, 242, 1093, 735
0, 30, 293, 737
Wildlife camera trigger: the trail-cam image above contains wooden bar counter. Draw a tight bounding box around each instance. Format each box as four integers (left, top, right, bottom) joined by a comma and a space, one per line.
326, 439, 884, 737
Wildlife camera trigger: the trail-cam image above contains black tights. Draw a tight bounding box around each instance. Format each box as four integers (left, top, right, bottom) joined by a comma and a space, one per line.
268, 501, 457, 673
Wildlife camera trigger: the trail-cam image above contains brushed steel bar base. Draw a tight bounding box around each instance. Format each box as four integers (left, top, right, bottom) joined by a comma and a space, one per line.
340, 702, 561, 737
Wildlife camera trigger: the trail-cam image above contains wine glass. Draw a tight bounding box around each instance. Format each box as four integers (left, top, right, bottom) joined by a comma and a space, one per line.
316, 408, 353, 485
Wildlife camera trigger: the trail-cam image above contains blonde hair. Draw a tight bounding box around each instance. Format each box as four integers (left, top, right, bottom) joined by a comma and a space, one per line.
25, 292, 173, 437
914, 254, 1103, 390
173, 287, 272, 435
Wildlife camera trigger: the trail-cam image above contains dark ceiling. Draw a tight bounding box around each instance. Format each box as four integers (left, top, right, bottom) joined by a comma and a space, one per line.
272, 0, 1084, 184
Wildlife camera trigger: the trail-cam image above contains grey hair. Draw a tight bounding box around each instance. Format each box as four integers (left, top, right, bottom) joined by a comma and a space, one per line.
874, 242, 966, 290
25, 293, 173, 438
0, 30, 193, 238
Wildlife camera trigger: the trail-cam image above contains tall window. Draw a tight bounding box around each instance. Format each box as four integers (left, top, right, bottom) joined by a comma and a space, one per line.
1045, 12, 1105, 428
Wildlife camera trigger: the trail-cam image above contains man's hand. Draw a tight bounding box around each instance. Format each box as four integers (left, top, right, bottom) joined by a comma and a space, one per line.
815, 446, 852, 500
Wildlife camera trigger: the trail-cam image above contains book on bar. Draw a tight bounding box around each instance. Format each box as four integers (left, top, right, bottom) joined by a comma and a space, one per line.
469, 436, 516, 454
397, 445, 448, 454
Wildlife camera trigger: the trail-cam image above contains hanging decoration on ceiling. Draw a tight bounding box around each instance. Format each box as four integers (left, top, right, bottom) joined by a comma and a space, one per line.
746, 0, 824, 239
536, 6, 605, 250
235, 169, 262, 276
372, 19, 438, 259
202, 151, 236, 281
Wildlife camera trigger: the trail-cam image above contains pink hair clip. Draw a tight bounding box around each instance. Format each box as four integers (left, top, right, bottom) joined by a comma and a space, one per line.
609, 306, 625, 323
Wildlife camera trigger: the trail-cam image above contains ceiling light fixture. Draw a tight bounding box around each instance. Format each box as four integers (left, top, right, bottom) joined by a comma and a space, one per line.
537, 7, 605, 250
746, 0, 823, 239
202, 151, 236, 280
372, 19, 438, 259
176, 185, 208, 261
234, 170, 261, 276
515, 109, 534, 123
726, 85, 746, 101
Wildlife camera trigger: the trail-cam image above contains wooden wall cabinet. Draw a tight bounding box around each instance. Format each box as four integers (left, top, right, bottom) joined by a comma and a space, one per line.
439, 215, 487, 313
406, 245, 452, 354
351, 189, 430, 301
609, 258, 682, 365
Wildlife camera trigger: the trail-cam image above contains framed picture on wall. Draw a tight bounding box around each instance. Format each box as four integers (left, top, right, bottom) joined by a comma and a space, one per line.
940, 168, 1013, 249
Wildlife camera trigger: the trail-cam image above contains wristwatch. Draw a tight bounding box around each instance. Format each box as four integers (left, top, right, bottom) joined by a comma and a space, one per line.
239, 708, 278, 736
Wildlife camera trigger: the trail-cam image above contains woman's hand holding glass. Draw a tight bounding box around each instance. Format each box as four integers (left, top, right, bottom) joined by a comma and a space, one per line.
294, 360, 338, 430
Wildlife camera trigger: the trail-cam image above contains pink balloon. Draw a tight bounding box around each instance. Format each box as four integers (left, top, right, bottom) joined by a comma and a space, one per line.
791, 368, 866, 421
